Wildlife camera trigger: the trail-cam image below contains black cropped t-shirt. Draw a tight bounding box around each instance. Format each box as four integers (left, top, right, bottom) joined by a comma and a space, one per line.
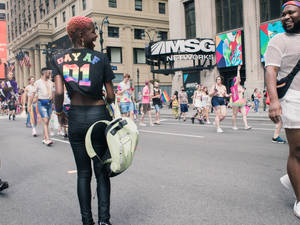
51, 48, 115, 100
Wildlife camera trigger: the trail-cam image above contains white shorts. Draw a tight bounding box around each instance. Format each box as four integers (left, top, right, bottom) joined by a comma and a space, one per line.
280, 89, 300, 129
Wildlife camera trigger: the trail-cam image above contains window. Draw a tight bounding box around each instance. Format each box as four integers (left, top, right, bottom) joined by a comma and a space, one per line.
82, 0, 86, 10
215, 0, 243, 33
135, 0, 142, 11
107, 47, 122, 63
158, 31, 168, 40
109, 0, 117, 8
159, 2, 165, 14
46, 0, 49, 14
0, 13, 5, 21
0, 3, 5, 10
72, 5, 75, 17
34, 12, 37, 24
62, 11, 66, 22
108, 26, 119, 38
260, 0, 284, 23
54, 17, 57, 27
134, 48, 146, 64
184, 1, 196, 38
134, 29, 144, 39
7, 13, 9, 21
53, 0, 57, 9
62, 0, 65, 3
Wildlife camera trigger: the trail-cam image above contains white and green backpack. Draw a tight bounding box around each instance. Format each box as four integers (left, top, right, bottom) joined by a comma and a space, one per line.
85, 100, 139, 177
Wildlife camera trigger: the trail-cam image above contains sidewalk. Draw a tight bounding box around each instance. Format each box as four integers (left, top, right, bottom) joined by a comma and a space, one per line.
158, 106, 269, 120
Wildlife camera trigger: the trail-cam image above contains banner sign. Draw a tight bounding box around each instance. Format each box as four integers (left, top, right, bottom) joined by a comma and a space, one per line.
0, 20, 7, 79
260, 20, 285, 62
146, 38, 215, 74
216, 30, 243, 68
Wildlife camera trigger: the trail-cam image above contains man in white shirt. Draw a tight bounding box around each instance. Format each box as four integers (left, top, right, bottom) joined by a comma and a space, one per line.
265, 1, 300, 218
32, 68, 54, 146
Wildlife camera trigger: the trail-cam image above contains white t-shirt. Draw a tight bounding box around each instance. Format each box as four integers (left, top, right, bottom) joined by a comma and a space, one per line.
265, 32, 300, 91
34, 79, 54, 99
26, 84, 35, 97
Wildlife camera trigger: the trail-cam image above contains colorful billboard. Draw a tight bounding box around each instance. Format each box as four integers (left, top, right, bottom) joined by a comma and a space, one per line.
260, 20, 285, 62
216, 30, 243, 68
0, 20, 7, 79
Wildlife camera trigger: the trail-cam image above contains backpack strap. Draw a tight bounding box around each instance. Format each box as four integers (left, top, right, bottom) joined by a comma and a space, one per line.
85, 120, 110, 162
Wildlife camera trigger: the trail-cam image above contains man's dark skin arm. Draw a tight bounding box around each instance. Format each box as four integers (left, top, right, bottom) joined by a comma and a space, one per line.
54, 75, 66, 125
104, 80, 115, 104
265, 65, 282, 124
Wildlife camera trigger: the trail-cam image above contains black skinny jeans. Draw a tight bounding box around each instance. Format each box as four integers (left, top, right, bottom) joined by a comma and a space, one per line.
68, 105, 111, 224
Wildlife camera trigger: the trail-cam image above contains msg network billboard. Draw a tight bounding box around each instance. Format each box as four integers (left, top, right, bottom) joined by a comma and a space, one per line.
0, 20, 7, 79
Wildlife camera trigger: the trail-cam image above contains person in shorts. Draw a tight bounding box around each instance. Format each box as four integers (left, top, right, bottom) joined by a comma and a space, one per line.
117, 73, 134, 119
33, 68, 54, 146
178, 86, 188, 121
139, 80, 153, 126
152, 81, 162, 124
265, 1, 300, 219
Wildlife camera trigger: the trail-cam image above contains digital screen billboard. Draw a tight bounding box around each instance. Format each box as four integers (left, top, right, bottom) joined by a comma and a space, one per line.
0, 20, 7, 79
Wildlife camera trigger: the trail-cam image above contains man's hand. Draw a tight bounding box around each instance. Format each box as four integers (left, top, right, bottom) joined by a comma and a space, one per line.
269, 100, 282, 124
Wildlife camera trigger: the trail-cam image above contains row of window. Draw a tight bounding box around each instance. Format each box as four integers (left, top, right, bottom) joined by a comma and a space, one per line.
108, 0, 166, 14
185, 0, 286, 38
107, 47, 146, 64
108, 27, 168, 40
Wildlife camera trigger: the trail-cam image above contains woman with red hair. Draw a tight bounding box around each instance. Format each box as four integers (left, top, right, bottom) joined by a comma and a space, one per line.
52, 16, 115, 225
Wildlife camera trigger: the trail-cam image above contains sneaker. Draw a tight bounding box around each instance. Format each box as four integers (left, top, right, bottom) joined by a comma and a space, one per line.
139, 123, 146, 126
32, 128, 37, 137
280, 174, 294, 192
0, 180, 9, 192
272, 136, 287, 144
217, 128, 224, 133
294, 201, 300, 219
206, 121, 211, 125
244, 126, 252, 130
232, 126, 238, 130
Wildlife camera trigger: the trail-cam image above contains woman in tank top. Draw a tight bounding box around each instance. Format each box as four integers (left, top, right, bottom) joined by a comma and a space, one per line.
209, 75, 230, 133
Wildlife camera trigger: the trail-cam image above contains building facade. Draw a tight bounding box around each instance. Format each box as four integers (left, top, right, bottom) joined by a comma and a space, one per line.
169, 0, 285, 100
5, 0, 171, 94
0, 0, 7, 80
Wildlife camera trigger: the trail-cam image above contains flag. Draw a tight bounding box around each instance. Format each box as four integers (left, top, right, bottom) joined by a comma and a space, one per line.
16, 52, 25, 67
161, 90, 170, 103
7, 62, 15, 73
24, 52, 31, 67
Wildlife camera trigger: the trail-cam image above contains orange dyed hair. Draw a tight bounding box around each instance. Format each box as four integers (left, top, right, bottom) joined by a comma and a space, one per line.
66, 16, 93, 42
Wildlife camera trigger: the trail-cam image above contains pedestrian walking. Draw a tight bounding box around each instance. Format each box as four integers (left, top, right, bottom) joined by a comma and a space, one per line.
191, 84, 204, 124
252, 88, 261, 112
178, 86, 188, 121
23, 76, 38, 136
201, 86, 211, 124
209, 76, 230, 133
139, 80, 153, 126
5, 72, 18, 101
171, 91, 179, 119
52, 16, 115, 225
231, 65, 252, 130
265, 1, 300, 219
32, 68, 54, 146
263, 88, 268, 112
117, 73, 134, 119
152, 81, 162, 125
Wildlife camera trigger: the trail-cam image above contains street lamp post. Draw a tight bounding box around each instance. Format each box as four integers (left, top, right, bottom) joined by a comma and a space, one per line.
143, 31, 159, 80
137, 68, 140, 94
98, 16, 109, 53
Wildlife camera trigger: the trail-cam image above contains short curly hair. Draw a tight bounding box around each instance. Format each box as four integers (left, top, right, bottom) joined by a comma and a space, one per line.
66, 16, 93, 43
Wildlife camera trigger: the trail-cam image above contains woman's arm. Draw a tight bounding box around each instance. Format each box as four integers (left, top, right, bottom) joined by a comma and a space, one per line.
54, 75, 64, 112
104, 80, 115, 104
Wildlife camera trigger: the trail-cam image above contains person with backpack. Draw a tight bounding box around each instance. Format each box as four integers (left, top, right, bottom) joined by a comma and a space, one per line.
52, 16, 115, 225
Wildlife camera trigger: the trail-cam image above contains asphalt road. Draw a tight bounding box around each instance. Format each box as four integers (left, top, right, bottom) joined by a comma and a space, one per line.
0, 114, 298, 225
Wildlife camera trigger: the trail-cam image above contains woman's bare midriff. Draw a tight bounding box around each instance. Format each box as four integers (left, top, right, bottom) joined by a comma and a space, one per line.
70, 92, 105, 106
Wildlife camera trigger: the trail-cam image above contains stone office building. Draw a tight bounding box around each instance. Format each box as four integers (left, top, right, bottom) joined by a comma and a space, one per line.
168, 0, 286, 100
5, 0, 171, 94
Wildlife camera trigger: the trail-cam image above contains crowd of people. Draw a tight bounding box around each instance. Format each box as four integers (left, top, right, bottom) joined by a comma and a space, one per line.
1, 1, 300, 222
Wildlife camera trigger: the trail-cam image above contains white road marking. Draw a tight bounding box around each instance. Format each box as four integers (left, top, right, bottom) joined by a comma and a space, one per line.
139, 129, 204, 138
67, 170, 77, 174
159, 122, 275, 131
51, 138, 70, 144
